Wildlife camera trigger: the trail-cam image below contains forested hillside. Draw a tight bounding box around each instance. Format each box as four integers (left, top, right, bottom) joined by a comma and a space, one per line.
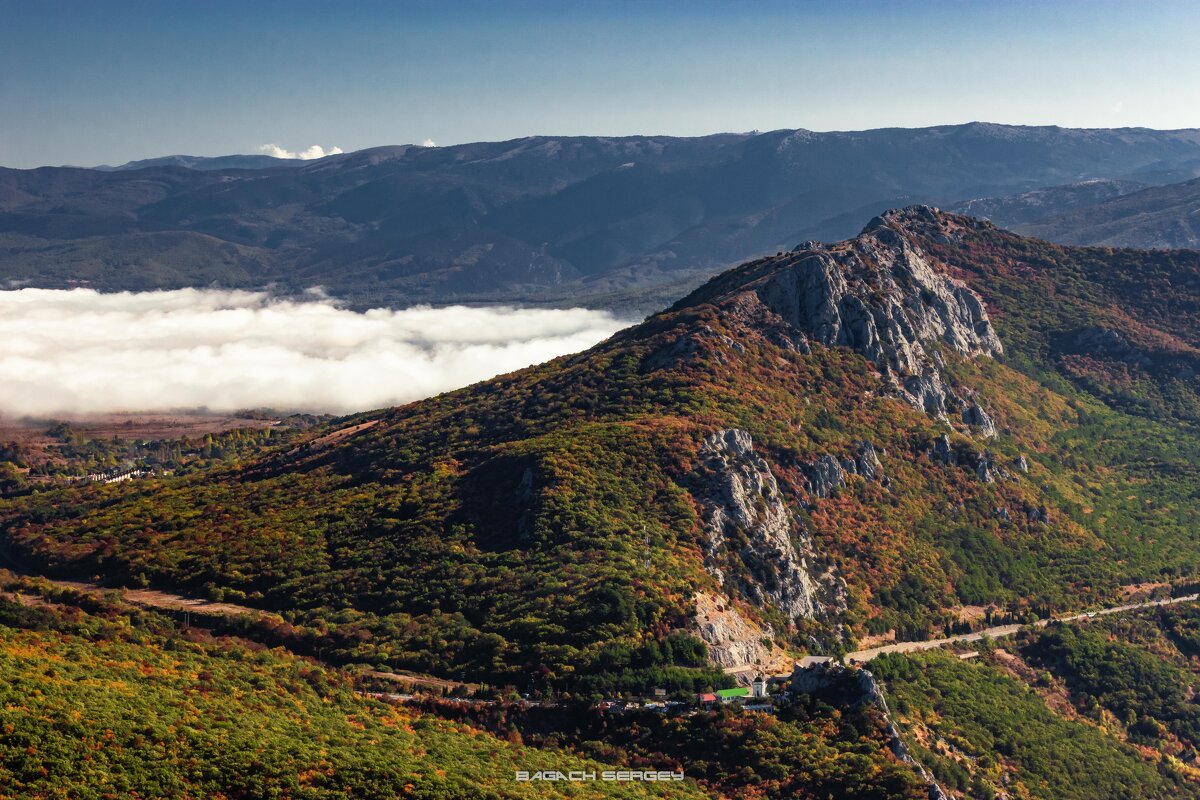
4, 208, 1199, 703
0, 575, 708, 800
877, 603, 1200, 799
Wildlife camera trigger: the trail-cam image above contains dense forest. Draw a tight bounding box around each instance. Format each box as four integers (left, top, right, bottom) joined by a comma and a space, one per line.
876, 604, 1200, 799
0, 574, 714, 800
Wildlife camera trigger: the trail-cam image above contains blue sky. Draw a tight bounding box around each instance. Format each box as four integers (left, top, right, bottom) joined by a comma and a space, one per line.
2, 0, 1198, 168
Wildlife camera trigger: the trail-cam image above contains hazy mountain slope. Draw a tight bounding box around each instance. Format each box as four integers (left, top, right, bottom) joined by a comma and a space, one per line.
949, 178, 1146, 228
5, 124, 1200, 309
4, 209, 1200, 700
1017, 176, 1200, 249
94, 153, 307, 171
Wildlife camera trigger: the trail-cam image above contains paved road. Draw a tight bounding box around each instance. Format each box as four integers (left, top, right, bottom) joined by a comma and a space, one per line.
844, 593, 1200, 664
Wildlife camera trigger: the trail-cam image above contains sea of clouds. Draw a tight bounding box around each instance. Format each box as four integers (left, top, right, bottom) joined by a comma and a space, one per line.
0, 288, 632, 417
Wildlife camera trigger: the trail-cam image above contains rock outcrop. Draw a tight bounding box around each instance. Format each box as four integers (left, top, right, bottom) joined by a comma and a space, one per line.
692, 591, 791, 677
749, 210, 1002, 421
677, 207, 1005, 431
931, 435, 958, 466
802, 442, 885, 498
962, 402, 998, 438
853, 441, 885, 482
804, 454, 847, 499
692, 429, 844, 627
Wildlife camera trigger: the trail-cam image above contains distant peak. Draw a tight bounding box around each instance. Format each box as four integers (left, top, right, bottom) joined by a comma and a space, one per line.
861, 204, 944, 233
858, 205, 1000, 243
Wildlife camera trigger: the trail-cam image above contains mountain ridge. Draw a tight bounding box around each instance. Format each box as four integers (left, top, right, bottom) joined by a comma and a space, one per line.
5, 206, 1200, 696
6, 123, 1200, 312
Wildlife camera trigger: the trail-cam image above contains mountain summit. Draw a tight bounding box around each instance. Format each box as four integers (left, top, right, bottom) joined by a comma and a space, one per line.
5, 207, 1200, 691
675, 207, 1004, 419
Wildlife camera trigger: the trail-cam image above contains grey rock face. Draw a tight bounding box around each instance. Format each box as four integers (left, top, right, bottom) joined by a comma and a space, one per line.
800, 442, 885, 499
694, 429, 843, 623
752, 217, 1002, 421
855, 441, 885, 482
931, 434, 957, 466
1014, 454, 1029, 473
902, 368, 958, 418
805, 454, 847, 498
692, 591, 788, 674
962, 402, 998, 438
976, 455, 995, 483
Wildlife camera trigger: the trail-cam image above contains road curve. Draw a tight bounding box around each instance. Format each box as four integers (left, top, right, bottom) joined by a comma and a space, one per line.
844, 593, 1200, 664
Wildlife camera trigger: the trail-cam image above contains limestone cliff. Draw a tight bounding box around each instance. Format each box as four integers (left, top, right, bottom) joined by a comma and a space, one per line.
691, 429, 845, 625
673, 206, 1004, 430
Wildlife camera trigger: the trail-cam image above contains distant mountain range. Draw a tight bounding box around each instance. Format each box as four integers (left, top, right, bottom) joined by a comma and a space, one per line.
4, 123, 1200, 311
1014, 176, 1200, 249
948, 178, 1148, 227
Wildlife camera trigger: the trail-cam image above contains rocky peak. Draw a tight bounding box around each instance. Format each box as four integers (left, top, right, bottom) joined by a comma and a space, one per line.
672, 207, 1003, 423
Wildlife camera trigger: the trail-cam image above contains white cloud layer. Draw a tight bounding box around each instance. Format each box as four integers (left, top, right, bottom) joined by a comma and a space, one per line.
259, 143, 344, 160
0, 289, 631, 416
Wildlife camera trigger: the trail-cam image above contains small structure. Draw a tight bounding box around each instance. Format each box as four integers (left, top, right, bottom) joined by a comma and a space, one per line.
698, 692, 717, 708
715, 687, 751, 703
751, 675, 768, 698
653, 687, 667, 698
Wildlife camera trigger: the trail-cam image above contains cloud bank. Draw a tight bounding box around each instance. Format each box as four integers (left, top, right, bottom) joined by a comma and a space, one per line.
0, 289, 631, 416
259, 143, 344, 160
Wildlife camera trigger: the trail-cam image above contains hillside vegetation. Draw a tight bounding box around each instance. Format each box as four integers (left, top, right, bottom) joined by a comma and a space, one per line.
0, 577, 707, 800
3, 209, 1200, 698
876, 603, 1200, 799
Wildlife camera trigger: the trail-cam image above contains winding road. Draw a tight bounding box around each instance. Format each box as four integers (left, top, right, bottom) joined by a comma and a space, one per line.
842, 593, 1200, 664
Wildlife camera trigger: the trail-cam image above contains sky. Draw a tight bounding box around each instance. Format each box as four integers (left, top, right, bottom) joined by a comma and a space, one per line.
1, 0, 1199, 168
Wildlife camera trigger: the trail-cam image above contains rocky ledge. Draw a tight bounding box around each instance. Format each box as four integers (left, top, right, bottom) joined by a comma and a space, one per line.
691, 429, 846, 626
674, 206, 1004, 430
